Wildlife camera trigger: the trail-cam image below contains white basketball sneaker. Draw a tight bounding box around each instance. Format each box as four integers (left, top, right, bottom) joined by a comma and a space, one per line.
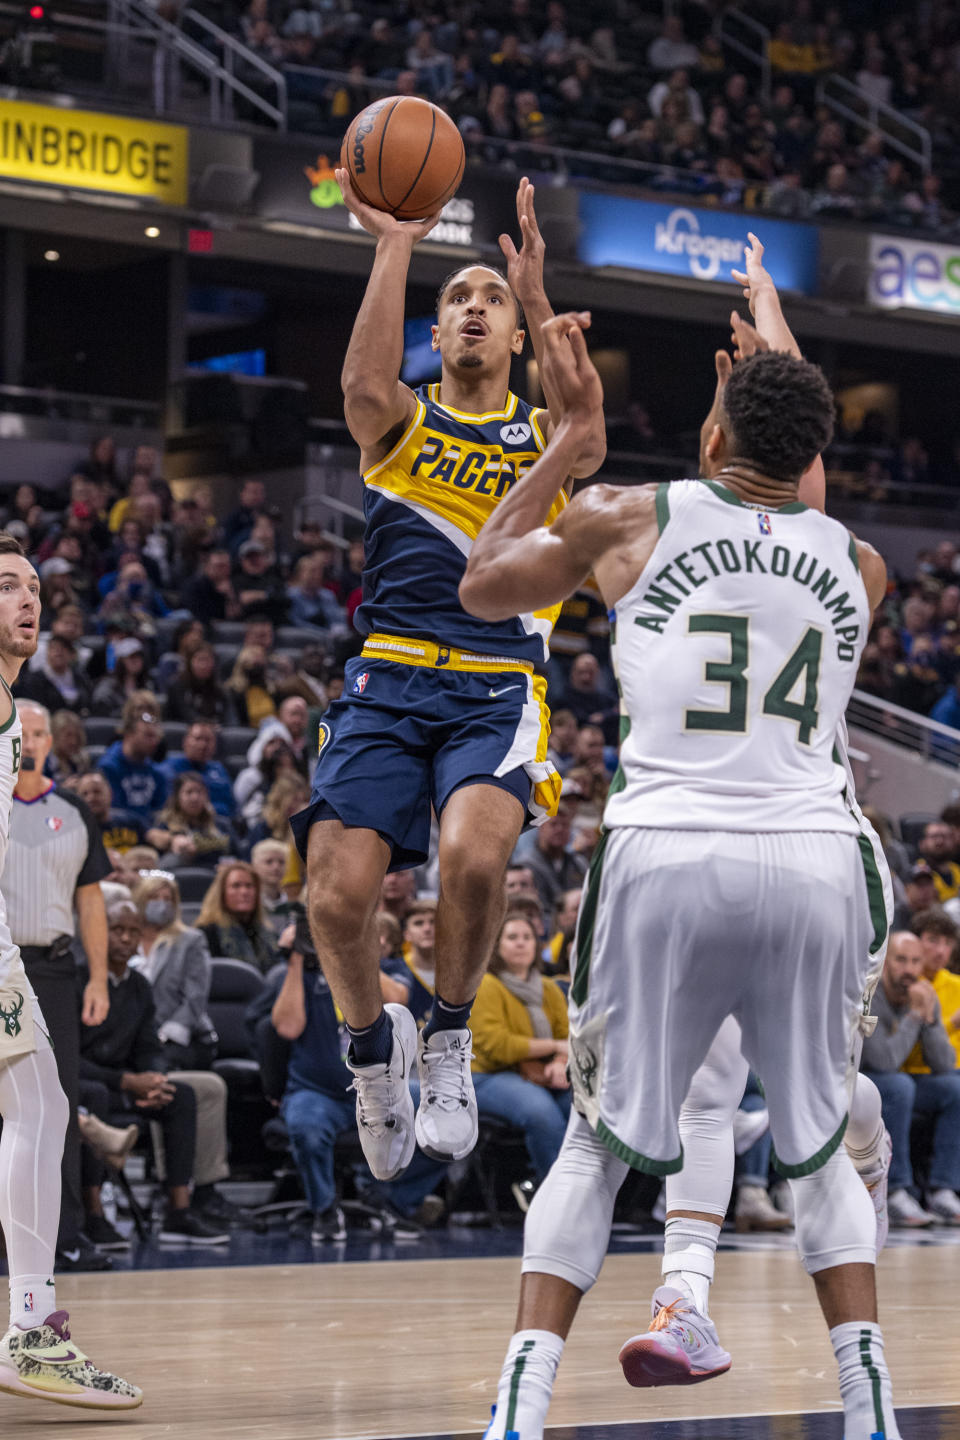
346, 1003, 417, 1181
619, 1287, 732, 1388
415, 1027, 478, 1162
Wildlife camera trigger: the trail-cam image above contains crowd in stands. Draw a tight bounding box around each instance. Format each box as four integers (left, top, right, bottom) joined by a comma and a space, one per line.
220, 0, 960, 233
2, 428, 960, 1262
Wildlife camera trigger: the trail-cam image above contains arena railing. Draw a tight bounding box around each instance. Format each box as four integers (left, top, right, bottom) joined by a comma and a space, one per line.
816, 73, 932, 174
847, 688, 960, 766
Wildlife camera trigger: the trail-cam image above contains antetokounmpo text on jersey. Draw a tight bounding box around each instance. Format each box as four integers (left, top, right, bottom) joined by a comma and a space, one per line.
633, 540, 862, 660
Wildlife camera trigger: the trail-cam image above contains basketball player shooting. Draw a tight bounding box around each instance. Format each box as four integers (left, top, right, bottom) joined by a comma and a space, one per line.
289, 172, 605, 1183
459, 314, 901, 1440
0, 535, 141, 1411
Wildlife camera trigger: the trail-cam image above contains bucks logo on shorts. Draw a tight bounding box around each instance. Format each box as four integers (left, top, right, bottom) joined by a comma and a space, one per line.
0, 990, 24, 1038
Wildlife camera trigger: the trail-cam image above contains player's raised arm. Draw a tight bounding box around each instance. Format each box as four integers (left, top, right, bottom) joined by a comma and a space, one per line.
499, 178, 606, 479
336, 168, 440, 452
460, 313, 617, 620
729, 236, 826, 512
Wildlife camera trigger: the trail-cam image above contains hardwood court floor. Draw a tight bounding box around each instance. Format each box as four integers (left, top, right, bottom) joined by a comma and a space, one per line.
2, 1248, 955, 1440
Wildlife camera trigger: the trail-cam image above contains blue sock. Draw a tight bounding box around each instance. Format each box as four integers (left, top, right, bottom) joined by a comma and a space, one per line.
347, 1009, 393, 1066
423, 993, 474, 1039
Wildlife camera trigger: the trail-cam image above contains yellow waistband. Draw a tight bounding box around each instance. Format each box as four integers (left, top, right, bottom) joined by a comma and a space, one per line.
361, 632, 534, 674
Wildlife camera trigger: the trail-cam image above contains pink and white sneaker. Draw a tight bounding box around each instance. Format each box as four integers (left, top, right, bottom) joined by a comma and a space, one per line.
0, 1310, 142, 1409
618, 1287, 732, 1388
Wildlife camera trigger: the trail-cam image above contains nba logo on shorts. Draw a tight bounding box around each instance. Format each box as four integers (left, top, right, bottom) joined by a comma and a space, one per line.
353, 671, 369, 695
758, 513, 773, 536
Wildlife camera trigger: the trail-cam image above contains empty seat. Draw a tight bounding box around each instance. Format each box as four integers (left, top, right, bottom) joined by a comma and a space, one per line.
85, 716, 120, 748
162, 721, 187, 752
277, 627, 329, 649
899, 813, 938, 852
210, 621, 249, 645
218, 726, 257, 758
172, 867, 216, 904
224, 754, 247, 780
213, 643, 237, 675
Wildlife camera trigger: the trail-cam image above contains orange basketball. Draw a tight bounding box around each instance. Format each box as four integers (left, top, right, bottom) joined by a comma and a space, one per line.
340, 96, 465, 221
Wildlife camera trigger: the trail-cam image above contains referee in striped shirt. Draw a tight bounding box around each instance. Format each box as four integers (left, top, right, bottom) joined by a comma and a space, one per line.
8, 700, 112, 1271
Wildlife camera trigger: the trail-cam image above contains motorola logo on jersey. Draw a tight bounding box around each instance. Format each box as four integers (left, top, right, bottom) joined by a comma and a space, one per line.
500, 422, 531, 445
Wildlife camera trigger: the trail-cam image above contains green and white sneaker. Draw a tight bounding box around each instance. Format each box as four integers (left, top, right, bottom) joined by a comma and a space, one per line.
0, 1310, 142, 1410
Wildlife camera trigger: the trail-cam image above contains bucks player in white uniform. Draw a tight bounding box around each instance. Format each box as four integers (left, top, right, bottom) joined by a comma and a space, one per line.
618, 243, 894, 1401
460, 312, 901, 1440
0, 536, 140, 1411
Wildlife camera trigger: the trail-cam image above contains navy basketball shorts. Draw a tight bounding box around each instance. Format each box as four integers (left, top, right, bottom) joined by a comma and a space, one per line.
290, 655, 551, 870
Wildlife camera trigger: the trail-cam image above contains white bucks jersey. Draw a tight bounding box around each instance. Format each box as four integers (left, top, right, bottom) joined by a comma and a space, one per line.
604, 480, 870, 834
0, 683, 22, 985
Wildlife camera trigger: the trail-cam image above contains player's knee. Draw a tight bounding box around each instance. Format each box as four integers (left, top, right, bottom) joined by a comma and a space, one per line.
441, 849, 502, 911
308, 880, 375, 943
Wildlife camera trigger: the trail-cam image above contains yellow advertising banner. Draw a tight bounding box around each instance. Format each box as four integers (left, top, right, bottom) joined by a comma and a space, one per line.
0, 99, 188, 206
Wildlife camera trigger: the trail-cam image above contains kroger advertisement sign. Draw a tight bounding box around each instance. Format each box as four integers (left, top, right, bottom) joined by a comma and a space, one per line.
577, 195, 819, 293
868, 233, 960, 316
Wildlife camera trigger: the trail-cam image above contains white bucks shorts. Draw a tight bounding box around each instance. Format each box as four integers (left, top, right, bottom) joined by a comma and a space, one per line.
568, 826, 890, 1178
0, 956, 44, 1066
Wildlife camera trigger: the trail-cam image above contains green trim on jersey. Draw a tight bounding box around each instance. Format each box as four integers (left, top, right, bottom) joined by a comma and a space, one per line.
0, 676, 16, 735
701, 479, 808, 515
570, 826, 610, 1008
848, 534, 860, 571
857, 830, 889, 955
772, 1113, 848, 1178
655, 483, 671, 536
596, 1119, 684, 1176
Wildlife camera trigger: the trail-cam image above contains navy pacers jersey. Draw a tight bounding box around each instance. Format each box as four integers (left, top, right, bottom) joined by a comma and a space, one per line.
355, 384, 568, 662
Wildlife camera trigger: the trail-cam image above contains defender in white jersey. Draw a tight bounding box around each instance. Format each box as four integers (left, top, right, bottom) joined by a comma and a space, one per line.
623, 256, 895, 1396
459, 314, 901, 1440
0, 536, 141, 1411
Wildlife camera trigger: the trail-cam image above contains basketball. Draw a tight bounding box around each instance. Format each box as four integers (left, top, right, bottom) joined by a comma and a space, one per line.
340, 96, 465, 221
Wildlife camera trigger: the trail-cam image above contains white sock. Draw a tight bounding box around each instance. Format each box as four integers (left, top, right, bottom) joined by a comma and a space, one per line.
830, 1321, 901, 1440
486, 1329, 564, 1440
662, 1216, 719, 1316
9, 1274, 56, 1330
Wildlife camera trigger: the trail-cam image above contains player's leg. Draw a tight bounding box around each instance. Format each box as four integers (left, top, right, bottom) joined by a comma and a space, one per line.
304, 819, 420, 1180
486, 829, 735, 1439
740, 832, 900, 1440
483, 1110, 629, 1440
416, 781, 524, 1163
293, 662, 434, 1178
0, 1008, 141, 1409
620, 1015, 745, 1389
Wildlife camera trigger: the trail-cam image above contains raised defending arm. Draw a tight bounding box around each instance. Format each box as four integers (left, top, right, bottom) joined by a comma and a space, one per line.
500, 178, 606, 479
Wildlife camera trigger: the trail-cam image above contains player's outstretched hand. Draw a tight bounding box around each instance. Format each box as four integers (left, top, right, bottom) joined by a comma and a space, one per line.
335, 167, 441, 244
730, 232, 777, 317
540, 312, 603, 424
499, 176, 546, 304
730, 310, 770, 362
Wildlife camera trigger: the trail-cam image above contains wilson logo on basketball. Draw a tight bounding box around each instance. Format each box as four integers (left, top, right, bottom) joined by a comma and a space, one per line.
500, 423, 532, 445
351, 106, 383, 175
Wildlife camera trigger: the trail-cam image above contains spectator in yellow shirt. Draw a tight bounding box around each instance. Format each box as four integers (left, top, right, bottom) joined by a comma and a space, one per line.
470, 911, 571, 1183
904, 910, 960, 1071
